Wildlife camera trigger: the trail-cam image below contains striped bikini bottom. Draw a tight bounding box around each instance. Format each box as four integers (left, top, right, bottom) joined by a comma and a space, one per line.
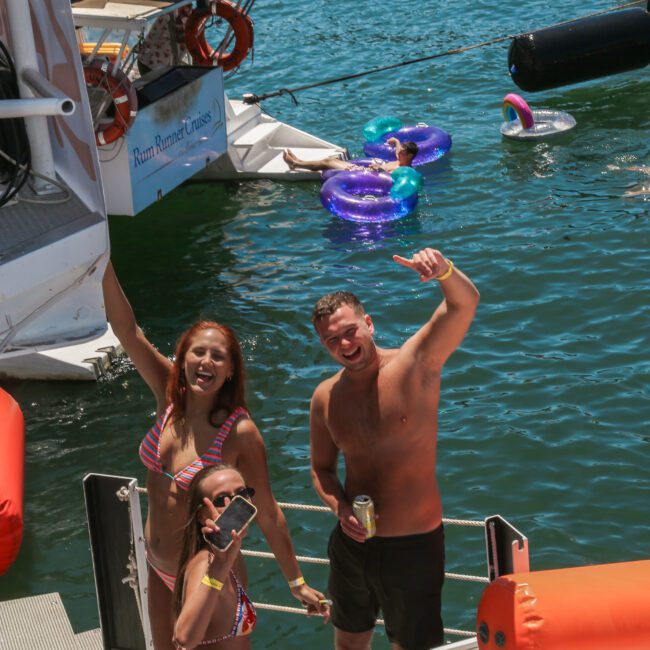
146, 551, 176, 591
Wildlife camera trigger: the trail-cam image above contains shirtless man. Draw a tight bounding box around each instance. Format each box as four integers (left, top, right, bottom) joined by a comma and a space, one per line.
309, 248, 479, 650
283, 138, 418, 174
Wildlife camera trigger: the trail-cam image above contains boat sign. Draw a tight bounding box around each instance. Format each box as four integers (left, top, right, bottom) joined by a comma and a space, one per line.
99, 66, 227, 216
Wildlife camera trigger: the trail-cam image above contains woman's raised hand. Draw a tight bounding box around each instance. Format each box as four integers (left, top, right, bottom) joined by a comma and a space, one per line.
201, 497, 245, 568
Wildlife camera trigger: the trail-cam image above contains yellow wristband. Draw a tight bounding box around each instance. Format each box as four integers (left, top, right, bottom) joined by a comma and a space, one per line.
288, 576, 305, 588
435, 259, 454, 282
201, 575, 224, 591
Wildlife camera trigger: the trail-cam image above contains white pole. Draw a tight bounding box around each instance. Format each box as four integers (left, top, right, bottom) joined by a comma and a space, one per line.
4, 0, 58, 192
21, 68, 76, 113
0, 98, 74, 118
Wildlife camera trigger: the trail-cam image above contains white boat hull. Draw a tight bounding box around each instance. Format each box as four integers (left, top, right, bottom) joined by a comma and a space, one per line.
0, 0, 121, 381
0, 326, 122, 381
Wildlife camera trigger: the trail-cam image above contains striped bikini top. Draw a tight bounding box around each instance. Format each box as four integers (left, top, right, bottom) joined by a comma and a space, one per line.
139, 405, 249, 491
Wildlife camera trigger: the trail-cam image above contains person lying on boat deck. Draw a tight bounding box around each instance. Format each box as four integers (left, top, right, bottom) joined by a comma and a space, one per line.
607, 164, 650, 198
283, 138, 418, 174
309, 248, 479, 650
173, 465, 256, 650
137, 6, 192, 76
102, 262, 329, 650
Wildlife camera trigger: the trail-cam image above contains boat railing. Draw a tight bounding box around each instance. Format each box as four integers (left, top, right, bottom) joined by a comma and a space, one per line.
83, 474, 529, 649
232, 499, 490, 640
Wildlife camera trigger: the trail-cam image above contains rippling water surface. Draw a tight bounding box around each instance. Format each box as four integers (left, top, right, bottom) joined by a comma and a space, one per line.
2, 0, 650, 646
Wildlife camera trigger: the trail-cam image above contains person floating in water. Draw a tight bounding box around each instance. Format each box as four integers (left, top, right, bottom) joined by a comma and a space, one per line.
607, 165, 650, 197
283, 138, 418, 174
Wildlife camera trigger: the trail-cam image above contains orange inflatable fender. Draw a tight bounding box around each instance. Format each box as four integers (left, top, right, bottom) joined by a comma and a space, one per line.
185, 1, 254, 71
477, 560, 650, 650
0, 388, 24, 575
83, 59, 138, 146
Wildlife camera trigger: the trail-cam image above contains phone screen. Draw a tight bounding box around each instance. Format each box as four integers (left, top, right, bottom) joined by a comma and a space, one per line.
204, 495, 257, 551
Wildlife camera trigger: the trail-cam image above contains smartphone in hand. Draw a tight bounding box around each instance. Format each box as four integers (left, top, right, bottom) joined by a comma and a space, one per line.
203, 495, 257, 551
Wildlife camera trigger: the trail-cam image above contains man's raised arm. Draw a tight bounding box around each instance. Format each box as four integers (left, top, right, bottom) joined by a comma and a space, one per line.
394, 247, 480, 369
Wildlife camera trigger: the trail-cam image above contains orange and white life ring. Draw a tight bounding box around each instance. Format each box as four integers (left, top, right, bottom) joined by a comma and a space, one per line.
83, 60, 138, 146
185, 1, 254, 71
0, 388, 24, 576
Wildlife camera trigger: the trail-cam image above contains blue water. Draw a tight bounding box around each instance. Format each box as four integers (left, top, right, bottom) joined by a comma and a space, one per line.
2, 0, 650, 647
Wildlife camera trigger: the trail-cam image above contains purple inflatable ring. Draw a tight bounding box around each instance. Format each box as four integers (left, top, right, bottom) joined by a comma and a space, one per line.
320, 170, 417, 223
363, 123, 452, 166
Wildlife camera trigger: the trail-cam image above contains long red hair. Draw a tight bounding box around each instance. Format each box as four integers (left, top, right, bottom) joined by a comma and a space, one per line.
166, 321, 247, 424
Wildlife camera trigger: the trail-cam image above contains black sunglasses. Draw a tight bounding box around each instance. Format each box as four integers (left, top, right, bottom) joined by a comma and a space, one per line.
211, 487, 255, 508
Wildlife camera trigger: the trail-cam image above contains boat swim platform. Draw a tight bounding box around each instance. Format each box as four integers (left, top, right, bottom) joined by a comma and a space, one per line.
0, 592, 102, 650
194, 97, 348, 182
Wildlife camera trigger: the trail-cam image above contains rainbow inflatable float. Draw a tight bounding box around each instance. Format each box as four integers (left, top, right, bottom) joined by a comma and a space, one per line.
0, 388, 24, 575
501, 93, 576, 141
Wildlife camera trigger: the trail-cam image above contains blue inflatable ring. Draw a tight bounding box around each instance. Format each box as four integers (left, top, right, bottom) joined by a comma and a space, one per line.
320, 170, 418, 223
363, 123, 452, 166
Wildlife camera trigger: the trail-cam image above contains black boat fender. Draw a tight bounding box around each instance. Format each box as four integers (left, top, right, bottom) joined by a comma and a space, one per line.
508, 7, 650, 92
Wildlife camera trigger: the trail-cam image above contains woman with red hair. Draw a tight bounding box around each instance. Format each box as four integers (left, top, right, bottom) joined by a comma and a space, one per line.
102, 262, 329, 650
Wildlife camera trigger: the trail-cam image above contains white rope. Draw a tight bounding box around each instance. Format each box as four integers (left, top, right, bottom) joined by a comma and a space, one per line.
131, 486, 485, 636
121, 548, 146, 628
242, 549, 328, 565
251, 602, 476, 638
442, 517, 485, 527
242, 549, 488, 583
445, 572, 490, 584
443, 628, 477, 639
278, 502, 485, 526
134, 489, 484, 527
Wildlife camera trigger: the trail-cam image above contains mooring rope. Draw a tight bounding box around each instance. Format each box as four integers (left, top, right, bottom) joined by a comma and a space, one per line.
242, 1, 643, 105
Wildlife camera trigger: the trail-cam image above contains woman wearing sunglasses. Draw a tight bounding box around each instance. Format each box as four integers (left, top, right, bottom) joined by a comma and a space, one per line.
102, 262, 329, 650
173, 465, 256, 649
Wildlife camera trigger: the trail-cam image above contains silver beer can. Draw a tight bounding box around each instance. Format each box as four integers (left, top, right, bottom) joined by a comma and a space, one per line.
352, 495, 376, 539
